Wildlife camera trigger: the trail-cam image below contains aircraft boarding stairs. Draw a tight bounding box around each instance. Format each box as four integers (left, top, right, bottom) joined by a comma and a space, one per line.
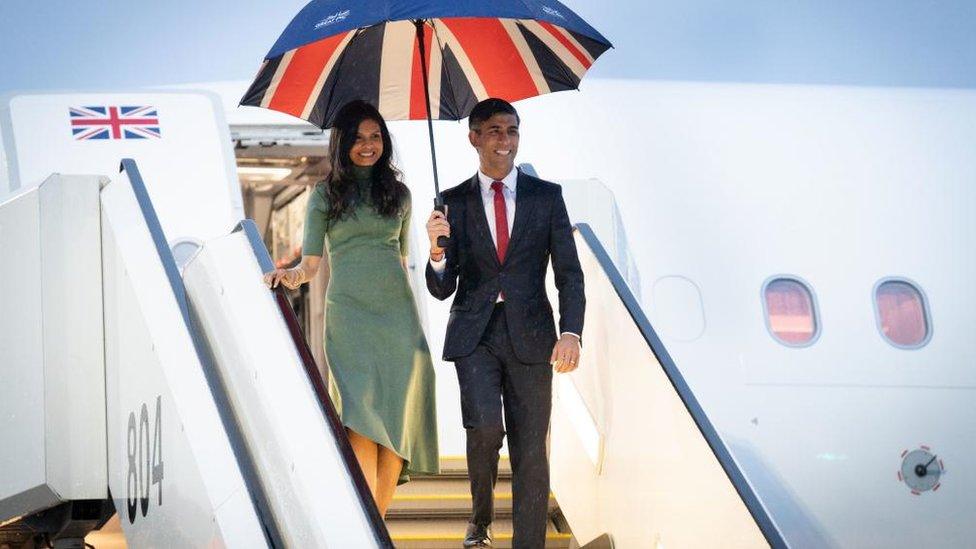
84, 456, 569, 549
0, 161, 786, 548
383, 456, 570, 548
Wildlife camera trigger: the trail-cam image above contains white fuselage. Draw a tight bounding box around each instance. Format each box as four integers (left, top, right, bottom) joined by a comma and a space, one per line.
2, 79, 973, 548
389, 80, 976, 547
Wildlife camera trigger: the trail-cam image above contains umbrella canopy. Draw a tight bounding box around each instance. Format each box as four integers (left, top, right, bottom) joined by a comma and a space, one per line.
240, 0, 612, 128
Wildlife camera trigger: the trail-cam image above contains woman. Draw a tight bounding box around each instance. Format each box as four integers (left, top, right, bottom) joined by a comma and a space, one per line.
264, 100, 438, 517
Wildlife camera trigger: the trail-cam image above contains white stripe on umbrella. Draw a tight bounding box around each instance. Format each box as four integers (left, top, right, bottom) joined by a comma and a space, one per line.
378, 21, 415, 120
519, 20, 587, 80
260, 51, 296, 109
500, 20, 551, 96
425, 22, 444, 120
301, 30, 356, 119
548, 24, 595, 65
430, 20, 489, 105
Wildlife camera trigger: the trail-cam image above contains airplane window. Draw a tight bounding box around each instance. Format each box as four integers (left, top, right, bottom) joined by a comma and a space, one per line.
762, 277, 819, 346
875, 279, 931, 348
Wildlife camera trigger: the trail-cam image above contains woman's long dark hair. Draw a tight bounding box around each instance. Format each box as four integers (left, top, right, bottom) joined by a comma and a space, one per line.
319, 100, 407, 224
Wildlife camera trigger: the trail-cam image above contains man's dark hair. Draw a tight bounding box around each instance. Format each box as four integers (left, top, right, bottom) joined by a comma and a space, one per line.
468, 98, 520, 130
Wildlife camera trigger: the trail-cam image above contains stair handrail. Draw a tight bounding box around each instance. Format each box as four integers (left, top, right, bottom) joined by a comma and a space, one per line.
119, 158, 285, 548
573, 222, 788, 549
234, 219, 394, 548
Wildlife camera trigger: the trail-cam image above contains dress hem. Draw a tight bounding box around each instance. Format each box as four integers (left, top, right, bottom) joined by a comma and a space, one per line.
340, 418, 439, 485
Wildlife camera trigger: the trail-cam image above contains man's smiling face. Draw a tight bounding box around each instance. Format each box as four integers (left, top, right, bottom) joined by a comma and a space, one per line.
469, 113, 520, 176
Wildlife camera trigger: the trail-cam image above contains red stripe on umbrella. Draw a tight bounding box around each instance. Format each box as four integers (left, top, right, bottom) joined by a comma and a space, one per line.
410, 23, 435, 120
539, 21, 593, 69
443, 18, 537, 101
269, 31, 349, 117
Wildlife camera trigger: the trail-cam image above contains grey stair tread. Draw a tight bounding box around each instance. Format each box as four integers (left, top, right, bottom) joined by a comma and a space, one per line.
432, 456, 512, 476
388, 517, 570, 549
388, 490, 557, 518
392, 457, 557, 519
414, 470, 513, 481
415, 467, 511, 481
397, 478, 513, 496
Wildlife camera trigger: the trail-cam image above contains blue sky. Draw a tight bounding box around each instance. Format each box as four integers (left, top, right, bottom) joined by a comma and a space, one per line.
1, 0, 974, 93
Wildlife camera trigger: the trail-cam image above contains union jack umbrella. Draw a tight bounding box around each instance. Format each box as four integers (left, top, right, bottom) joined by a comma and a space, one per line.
240, 0, 611, 200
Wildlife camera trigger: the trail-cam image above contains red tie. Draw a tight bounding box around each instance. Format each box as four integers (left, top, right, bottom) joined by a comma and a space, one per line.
491, 181, 509, 263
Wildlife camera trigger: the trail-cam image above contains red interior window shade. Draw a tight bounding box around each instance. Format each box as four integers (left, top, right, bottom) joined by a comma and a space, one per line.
876, 280, 929, 347
764, 279, 817, 345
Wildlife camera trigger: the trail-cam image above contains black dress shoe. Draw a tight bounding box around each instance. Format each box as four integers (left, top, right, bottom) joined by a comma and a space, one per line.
463, 523, 492, 547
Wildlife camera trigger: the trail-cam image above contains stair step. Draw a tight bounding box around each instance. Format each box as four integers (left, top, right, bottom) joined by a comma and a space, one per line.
391, 455, 559, 519
388, 491, 557, 519
431, 455, 512, 477
413, 470, 513, 481
388, 517, 571, 549
81, 458, 571, 547
397, 478, 512, 496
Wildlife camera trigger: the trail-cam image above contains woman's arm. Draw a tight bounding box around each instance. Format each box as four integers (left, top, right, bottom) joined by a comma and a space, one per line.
263, 255, 322, 289
265, 183, 330, 290
398, 190, 413, 275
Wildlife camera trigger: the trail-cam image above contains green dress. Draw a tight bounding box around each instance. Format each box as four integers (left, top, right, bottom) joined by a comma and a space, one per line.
302, 166, 438, 482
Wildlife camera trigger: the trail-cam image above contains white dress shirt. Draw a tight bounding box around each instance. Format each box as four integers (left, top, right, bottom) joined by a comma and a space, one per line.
430, 167, 516, 293
478, 168, 518, 247
430, 167, 580, 342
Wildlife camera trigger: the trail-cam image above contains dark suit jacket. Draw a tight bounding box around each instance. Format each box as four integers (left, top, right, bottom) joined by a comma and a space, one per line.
426, 170, 585, 364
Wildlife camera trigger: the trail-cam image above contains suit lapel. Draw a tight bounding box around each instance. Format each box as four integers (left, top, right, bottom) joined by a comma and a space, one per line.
505, 171, 534, 261
466, 174, 501, 268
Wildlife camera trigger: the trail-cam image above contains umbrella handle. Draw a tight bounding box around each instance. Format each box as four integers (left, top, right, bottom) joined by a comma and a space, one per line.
434, 200, 450, 249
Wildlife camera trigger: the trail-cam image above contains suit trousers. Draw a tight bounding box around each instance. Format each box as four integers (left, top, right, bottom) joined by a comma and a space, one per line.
455, 303, 553, 548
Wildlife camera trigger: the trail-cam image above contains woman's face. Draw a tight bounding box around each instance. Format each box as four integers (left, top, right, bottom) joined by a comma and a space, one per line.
349, 118, 384, 167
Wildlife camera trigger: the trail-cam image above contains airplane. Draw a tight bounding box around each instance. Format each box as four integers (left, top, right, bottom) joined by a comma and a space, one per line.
0, 77, 973, 548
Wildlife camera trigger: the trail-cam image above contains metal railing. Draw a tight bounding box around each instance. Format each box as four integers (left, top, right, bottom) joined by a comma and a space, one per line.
572, 222, 788, 548
235, 219, 394, 548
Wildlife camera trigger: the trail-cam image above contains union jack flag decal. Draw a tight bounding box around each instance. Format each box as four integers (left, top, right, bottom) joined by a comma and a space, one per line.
70, 106, 161, 140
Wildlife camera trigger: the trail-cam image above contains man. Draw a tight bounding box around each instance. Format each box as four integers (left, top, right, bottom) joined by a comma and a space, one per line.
425, 98, 585, 548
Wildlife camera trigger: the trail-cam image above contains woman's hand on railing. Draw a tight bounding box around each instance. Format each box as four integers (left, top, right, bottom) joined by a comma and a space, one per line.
263, 267, 305, 290
264, 256, 322, 290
